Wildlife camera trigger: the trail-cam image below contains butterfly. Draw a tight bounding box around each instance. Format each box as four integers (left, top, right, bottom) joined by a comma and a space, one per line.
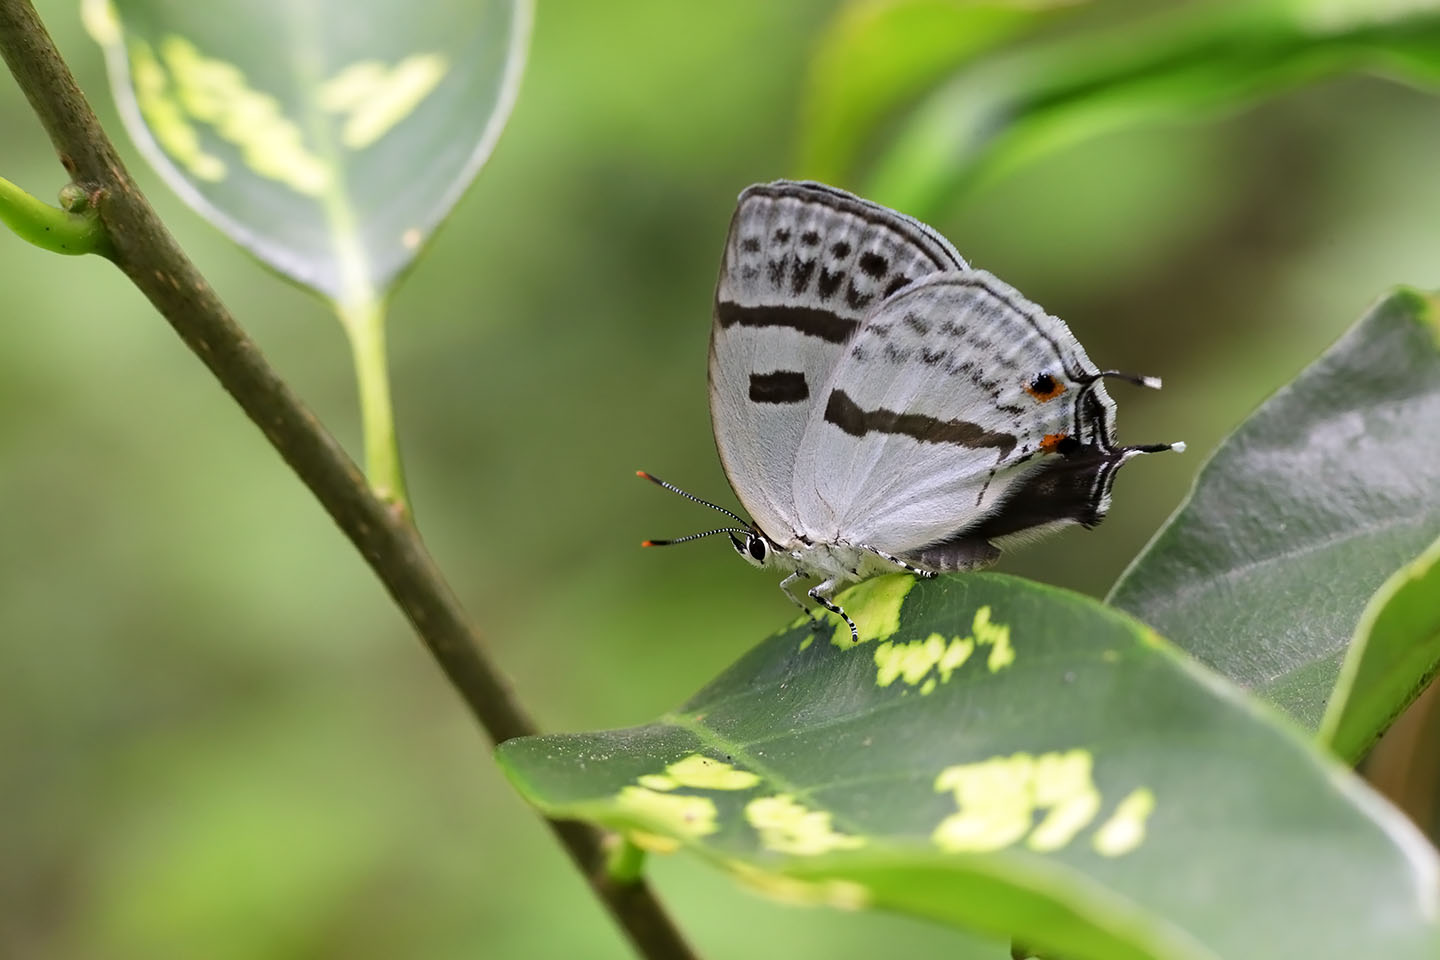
641, 180, 1182, 642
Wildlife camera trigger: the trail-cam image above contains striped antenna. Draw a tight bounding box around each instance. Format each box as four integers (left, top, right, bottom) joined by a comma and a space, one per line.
642, 528, 751, 548
636, 471, 749, 524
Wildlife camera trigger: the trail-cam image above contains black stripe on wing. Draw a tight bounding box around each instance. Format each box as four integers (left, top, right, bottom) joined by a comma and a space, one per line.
716, 302, 859, 343
822, 389, 1017, 458
748, 371, 810, 404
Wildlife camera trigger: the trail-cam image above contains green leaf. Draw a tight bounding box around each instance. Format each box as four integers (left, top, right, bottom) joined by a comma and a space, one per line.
815, 0, 1440, 216
1321, 535, 1440, 760
82, 0, 531, 304
1109, 289, 1440, 740
498, 574, 1440, 960
797, 0, 1078, 185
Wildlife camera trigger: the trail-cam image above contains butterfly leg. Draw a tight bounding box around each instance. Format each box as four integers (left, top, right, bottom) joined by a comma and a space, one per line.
779, 572, 819, 627
808, 578, 859, 644
863, 546, 936, 579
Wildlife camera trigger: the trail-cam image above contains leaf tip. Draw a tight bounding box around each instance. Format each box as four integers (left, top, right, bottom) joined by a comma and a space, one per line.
1389, 286, 1440, 350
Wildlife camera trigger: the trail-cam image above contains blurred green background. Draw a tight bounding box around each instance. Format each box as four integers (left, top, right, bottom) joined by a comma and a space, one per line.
2, 1, 1439, 957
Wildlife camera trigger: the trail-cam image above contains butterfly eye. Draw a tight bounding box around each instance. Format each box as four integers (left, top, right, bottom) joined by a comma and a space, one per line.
1025, 373, 1066, 402
747, 534, 768, 562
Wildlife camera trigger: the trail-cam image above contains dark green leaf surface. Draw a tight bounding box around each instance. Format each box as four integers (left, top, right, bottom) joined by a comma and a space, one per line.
1321, 535, 1440, 760
499, 574, 1440, 960
808, 0, 1440, 216
1110, 290, 1440, 735
83, 0, 530, 303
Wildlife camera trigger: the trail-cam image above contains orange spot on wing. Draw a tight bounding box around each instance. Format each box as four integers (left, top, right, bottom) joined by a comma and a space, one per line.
1024, 374, 1067, 402
1041, 433, 1068, 453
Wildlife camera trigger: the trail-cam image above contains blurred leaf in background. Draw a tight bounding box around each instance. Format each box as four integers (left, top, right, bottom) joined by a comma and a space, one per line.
83, 0, 531, 303
798, 0, 1082, 187
802, 0, 1440, 216
2, 0, 1440, 957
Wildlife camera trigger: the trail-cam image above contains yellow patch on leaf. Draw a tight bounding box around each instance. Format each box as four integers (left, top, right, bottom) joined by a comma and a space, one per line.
615, 786, 717, 839
1093, 788, 1157, 857
932, 749, 1130, 855
318, 55, 449, 149
745, 794, 865, 856
828, 574, 915, 647
161, 36, 331, 195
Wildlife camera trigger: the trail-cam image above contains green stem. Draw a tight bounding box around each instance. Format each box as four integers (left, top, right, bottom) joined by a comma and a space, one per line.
606, 836, 648, 885
0, 175, 109, 255
338, 297, 408, 512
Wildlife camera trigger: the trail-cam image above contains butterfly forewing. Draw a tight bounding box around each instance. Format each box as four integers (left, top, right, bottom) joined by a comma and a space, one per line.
792, 270, 1118, 558
709, 181, 969, 542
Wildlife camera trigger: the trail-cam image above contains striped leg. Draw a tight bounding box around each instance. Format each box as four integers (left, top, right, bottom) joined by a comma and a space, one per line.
864, 546, 936, 578
778, 571, 818, 626
808, 578, 859, 644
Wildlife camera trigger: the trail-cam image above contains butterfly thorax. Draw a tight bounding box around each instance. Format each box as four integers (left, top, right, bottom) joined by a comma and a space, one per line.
734, 527, 907, 585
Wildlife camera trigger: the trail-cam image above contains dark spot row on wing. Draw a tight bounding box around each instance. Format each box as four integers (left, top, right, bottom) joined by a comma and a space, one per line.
734, 202, 925, 315
822, 388, 1017, 458
767, 258, 787, 287
791, 259, 816, 293
748, 370, 810, 404
733, 193, 1090, 395
903, 313, 929, 335
842, 283, 1077, 421
715, 300, 859, 343
845, 281, 873, 310
850, 337, 1010, 396
756, 249, 904, 313
738, 181, 967, 272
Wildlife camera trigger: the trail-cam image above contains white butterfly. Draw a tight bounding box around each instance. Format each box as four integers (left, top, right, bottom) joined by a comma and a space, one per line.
642, 180, 1182, 641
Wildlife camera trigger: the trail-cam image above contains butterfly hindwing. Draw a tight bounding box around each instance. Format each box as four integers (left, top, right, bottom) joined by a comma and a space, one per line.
709, 181, 968, 542
792, 270, 1124, 561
